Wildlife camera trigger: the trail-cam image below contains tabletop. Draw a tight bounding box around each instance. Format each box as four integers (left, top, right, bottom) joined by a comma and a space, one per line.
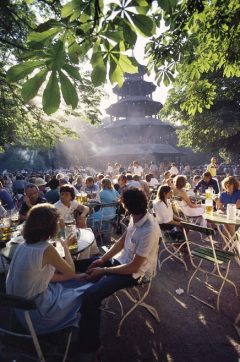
203, 211, 240, 225
0, 228, 95, 260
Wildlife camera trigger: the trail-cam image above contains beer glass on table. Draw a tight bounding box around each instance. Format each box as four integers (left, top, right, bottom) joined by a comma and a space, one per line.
205, 199, 213, 214
0, 217, 11, 241
64, 213, 78, 251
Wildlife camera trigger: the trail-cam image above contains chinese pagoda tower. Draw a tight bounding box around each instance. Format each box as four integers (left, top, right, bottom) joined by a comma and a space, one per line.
93, 63, 181, 165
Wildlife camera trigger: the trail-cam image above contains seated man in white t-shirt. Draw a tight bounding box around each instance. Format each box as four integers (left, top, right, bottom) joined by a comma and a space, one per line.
75, 188, 160, 355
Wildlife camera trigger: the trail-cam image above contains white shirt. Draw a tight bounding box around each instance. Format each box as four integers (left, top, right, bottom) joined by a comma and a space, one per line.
54, 200, 79, 220
153, 199, 173, 224
115, 212, 160, 279
133, 165, 143, 177
149, 178, 159, 188
127, 180, 142, 190
169, 166, 179, 175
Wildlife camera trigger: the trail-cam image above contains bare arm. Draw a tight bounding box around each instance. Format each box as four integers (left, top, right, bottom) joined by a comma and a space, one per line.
43, 244, 75, 278
87, 231, 126, 270
181, 190, 199, 208
87, 254, 146, 281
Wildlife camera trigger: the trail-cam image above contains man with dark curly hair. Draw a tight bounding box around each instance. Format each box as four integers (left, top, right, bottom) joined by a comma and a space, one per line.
75, 188, 160, 355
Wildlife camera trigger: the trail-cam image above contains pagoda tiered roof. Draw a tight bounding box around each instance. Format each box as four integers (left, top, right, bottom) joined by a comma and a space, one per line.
106, 96, 162, 117
113, 79, 156, 97
104, 117, 174, 129
95, 143, 181, 157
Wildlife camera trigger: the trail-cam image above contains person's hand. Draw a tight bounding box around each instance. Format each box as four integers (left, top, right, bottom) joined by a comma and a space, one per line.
86, 267, 104, 282
74, 273, 88, 281
87, 258, 104, 271
23, 195, 32, 208
60, 233, 76, 248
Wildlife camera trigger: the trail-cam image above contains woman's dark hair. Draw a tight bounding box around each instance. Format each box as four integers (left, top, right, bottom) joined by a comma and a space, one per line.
145, 174, 152, 183
174, 175, 187, 189
49, 178, 59, 190
157, 185, 171, 205
60, 184, 75, 200
23, 204, 60, 244
121, 188, 147, 215
101, 178, 112, 190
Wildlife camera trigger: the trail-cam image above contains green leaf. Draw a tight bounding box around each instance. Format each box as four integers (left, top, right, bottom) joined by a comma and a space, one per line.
123, 21, 137, 45
27, 28, 60, 43
21, 68, 48, 101
36, 19, 62, 32
42, 72, 60, 115
67, 32, 81, 63
61, 1, 75, 18
131, 14, 155, 36
59, 71, 78, 108
63, 64, 81, 81
6, 61, 46, 82
159, 0, 172, 13
61, 0, 84, 19
118, 55, 138, 74
109, 58, 124, 87
91, 51, 106, 86
104, 31, 124, 43
45, 41, 66, 71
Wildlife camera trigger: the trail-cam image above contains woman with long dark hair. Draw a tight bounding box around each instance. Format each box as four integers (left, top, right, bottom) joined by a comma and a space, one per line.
153, 185, 182, 231
6, 204, 94, 360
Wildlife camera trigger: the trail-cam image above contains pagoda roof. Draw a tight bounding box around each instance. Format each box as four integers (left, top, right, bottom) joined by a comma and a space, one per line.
106, 96, 162, 117
103, 117, 174, 129
92, 143, 181, 157
113, 79, 156, 96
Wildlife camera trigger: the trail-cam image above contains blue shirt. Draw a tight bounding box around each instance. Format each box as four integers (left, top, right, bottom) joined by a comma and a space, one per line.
219, 190, 240, 207
0, 189, 14, 210
194, 178, 219, 194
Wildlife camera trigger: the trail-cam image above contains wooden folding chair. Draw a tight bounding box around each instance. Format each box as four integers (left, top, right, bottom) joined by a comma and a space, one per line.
101, 244, 160, 337
181, 221, 238, 310
0, 292, 75, 362
158, 228, 188, 271
87, 202, 119, 245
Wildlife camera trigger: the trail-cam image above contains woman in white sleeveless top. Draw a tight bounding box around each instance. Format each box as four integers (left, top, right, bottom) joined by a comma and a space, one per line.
6, 204, 93, 344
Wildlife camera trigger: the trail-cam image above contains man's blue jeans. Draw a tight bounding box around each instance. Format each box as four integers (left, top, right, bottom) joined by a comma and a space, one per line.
75, 258, 138, 352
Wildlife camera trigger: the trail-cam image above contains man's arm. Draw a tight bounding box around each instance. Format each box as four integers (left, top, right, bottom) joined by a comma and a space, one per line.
87, 254, 146, 281
87, 231, 127, 270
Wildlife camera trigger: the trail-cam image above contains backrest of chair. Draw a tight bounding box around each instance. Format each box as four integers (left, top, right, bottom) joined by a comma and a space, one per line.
171, 198, 185, 219
0, 292, 36, 310
180, 221, 214, 236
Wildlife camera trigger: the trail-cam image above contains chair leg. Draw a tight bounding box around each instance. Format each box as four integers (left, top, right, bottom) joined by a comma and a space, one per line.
116, 284, 156, 337
187, 259, 203, 294
24, 311, 46, 362
63, 331, 72, 362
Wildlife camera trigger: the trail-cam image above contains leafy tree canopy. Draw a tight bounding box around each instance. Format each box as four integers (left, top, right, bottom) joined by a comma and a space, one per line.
5, 0, 240, 115
0, 0, 103, 151
2, 0, 240, 157
161, 74, 240, 159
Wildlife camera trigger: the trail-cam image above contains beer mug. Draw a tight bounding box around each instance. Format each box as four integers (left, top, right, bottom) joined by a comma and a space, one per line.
76, 193, 82, 204
205, 199, 213, 214
205, 188, 213, 200
227, 204, 236, 220
0, 217, 11, 241
10, 209, 19, 227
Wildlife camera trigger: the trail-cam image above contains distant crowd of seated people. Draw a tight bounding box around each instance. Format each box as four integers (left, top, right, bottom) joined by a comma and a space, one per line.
0, 157, 239, 222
